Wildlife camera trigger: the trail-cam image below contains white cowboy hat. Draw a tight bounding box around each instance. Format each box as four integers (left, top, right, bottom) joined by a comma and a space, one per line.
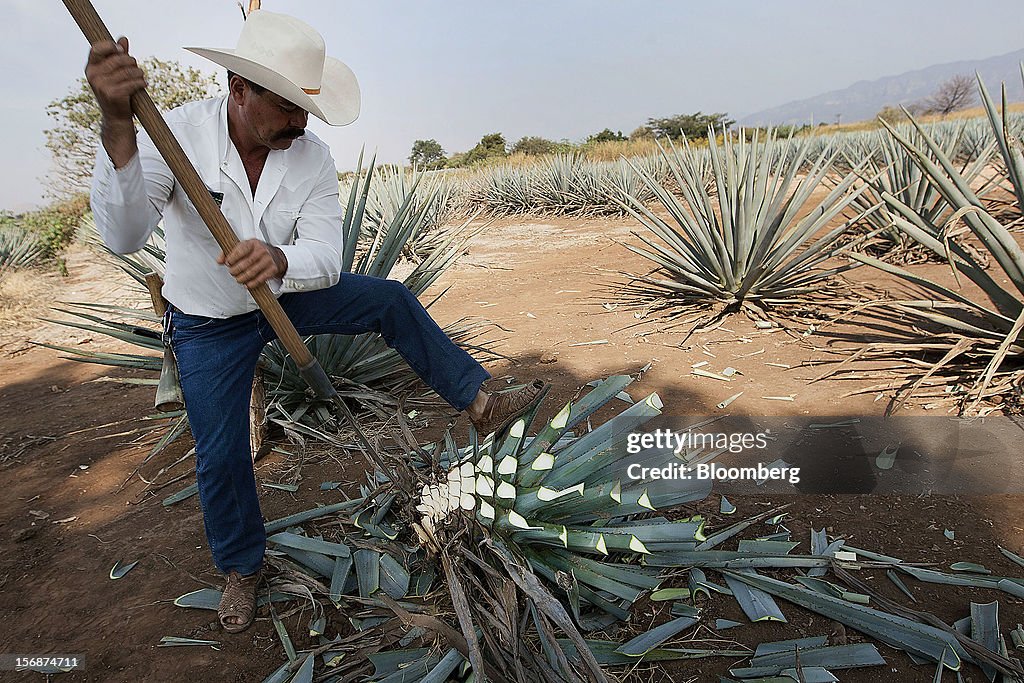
185, 10, 359, 126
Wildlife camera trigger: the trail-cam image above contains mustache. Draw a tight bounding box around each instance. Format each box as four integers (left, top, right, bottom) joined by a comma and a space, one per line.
278, 128, 305, 140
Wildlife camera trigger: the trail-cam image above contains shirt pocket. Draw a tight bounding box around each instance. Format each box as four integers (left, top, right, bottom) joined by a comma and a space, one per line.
264, 204, 301, 244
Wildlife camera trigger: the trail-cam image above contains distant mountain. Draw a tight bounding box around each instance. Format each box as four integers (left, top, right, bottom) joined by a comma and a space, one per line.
740, 48, 1024, 127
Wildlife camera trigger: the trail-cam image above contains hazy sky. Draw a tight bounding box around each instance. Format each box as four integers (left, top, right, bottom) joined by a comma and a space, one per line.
3, 0, 1023, 211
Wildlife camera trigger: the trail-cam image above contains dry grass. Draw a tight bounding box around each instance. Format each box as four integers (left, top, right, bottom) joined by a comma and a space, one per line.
0, 268, 57, 327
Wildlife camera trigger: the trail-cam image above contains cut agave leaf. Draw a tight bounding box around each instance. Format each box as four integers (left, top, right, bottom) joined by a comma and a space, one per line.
379, 552, 411, 599
559, 638, 747, 665
737, 540, 800, 555
267, 531, 351, 558
419, 647, 465, 683
875, 444, 898, 470
1010, 624, 1024, 650
794, 577, 870, 605
950, 562, 991, 574
724, 570, 787, 622
720, 496, 736, 515
271, 610, 297, 662
689, 567, 734, 596
109, 559, 139, 580
724, 570, 970, 667
173, 588, 291, 610
754, 637, 828, 658
615, 615, 698, 656
750, 643, 885, 670
157, 636, 219, 647
329, 554, 353, 605
162, 482, 198, 507
715, 619, 744, 630
650, 588, 691, 602
970, 601, 1000, 682
671, 603, 701, 619
999, 546, 1024, 569
354, 548, 381, 598
290, 653, 314, 683
887, 569, 918, 603
264, 499, 364, 534
779, 667, 838, 683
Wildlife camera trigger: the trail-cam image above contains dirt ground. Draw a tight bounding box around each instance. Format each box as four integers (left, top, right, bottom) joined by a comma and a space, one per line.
0, 215, 1022, 682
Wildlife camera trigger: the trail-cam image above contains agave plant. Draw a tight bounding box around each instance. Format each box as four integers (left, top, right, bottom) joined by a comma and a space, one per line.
832, 111, 1024, 413
0, 223, 46, 281
844, 126, 997, 262
614, 129, 879, 323
977, 65, 1024, 227
355, 164, 467, 263
467, 153, 667, 218
189, 377, 734, 682
45, 152, 499, 439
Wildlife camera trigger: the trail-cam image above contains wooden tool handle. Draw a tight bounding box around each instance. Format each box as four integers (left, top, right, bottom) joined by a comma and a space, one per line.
62, 0, 318, 372
144, 272, 167, 316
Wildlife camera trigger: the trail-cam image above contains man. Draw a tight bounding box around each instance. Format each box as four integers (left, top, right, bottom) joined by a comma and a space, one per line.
86, 10, 544, 633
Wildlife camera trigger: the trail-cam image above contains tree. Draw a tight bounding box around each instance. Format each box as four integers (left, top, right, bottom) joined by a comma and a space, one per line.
920, 74, 975, 116
511, 136, 558, 156
452, 133, 508, 167
640, 112, 735, 141
44, 58, 221, 198
586, 128, 626, 143
409, 139, 445, 168
877, 105, 910, 125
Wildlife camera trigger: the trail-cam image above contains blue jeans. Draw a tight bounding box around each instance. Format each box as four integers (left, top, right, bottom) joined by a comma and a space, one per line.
168, 273, 491, 575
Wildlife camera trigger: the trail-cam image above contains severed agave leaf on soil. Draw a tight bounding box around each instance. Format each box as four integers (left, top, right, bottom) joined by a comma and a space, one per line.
715, 619, 743, 631
162, 483, 198, 507
560, 638, 748, 665
157, 636, 219, 648
615, 616, 698, 657
754, 636, 828, 657
780, 667, 839, 683
970, 601, 1001, 682
650, 588, 691, 602
1010, 624, 1024, 650
109, 559, 139, 580
998, 546, 1024, 569
724, 570, 787, 622
173, 588, 291, 610
875, 444, 899, 470
723, 570, 971, 667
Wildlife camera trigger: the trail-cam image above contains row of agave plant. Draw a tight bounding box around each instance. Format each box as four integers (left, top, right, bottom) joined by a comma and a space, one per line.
392, 98, 1023, 223
612, 68, 1024, 414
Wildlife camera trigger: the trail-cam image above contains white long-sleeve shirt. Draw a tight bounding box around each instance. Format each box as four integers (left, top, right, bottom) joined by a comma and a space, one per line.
91, 95, 344, 318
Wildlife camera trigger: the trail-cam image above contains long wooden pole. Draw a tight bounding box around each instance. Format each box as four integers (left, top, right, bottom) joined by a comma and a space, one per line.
62, 0, 339, 401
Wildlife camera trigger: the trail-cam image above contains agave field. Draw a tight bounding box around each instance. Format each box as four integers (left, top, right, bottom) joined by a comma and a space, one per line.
3, 69, 1024, 683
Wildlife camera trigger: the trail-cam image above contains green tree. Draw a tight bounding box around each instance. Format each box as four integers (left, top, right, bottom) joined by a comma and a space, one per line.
511, 136, 558, 156
641, 112, 735, 141
456, 132, 508, 166
44, 57, 221, 198
409, 139, 445, 168
586, 128, 626, 143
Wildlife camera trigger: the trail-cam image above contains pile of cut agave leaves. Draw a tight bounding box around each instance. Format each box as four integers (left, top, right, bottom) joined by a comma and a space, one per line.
165, 376, 1024, 683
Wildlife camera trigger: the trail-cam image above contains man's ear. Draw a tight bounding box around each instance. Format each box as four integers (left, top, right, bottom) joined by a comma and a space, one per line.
227, 74, 246, 104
